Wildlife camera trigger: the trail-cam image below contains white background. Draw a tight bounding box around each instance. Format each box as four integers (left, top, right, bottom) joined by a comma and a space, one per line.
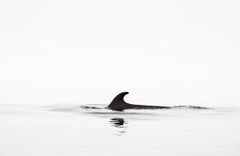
0, 0, 240, 106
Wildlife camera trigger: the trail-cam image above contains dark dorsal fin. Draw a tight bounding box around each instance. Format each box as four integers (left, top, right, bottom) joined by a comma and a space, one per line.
107, 92, 129, 111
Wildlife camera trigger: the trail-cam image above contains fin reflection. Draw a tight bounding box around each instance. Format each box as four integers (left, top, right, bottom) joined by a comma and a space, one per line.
110, 118, 128, 135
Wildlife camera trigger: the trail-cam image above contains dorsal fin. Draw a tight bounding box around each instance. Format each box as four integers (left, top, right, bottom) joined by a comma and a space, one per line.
108, 92, 129, 111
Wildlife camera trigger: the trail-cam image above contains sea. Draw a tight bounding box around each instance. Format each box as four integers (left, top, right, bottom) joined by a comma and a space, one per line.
0, 104, 240, 156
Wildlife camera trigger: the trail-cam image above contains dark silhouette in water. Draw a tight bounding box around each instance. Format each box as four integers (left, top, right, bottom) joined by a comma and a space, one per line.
107, 92, 208, 111
108, 92, 171, 111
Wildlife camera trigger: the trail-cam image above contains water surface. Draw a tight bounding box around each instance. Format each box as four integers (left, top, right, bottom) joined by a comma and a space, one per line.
0, 104, 239, 156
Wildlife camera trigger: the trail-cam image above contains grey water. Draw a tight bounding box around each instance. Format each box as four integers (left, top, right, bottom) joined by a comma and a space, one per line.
0, 104, 240, 156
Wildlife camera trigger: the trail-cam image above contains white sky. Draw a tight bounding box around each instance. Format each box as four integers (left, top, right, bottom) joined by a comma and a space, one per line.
0, 0, 240, 106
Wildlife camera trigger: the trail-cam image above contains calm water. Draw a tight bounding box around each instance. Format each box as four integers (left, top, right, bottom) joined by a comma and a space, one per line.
0, 104, 240, 156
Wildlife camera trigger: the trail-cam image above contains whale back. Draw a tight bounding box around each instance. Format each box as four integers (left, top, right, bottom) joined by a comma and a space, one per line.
107, 92, 208, 111
108, 92, 129, 111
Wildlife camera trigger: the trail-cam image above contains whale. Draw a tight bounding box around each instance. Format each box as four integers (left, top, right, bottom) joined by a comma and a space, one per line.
107, 92, 171, 111
107, 92, 208, 111
80, 92, 208, 111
